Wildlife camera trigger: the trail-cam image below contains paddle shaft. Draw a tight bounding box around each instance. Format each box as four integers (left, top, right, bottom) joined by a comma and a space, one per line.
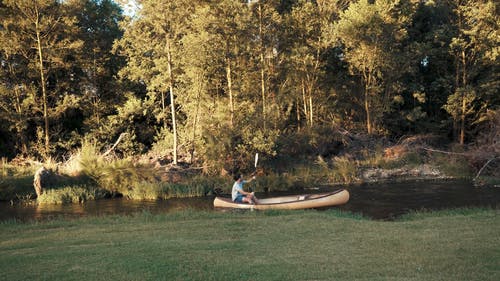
251, 153, 258, 176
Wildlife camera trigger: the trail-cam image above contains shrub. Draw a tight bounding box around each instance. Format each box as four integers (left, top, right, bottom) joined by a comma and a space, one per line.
431, 154, 473, 178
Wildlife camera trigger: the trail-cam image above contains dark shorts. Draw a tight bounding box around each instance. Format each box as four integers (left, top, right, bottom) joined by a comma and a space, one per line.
234, 194, 245, 203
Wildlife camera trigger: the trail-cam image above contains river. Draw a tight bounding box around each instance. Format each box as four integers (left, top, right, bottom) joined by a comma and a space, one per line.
0, 180, 498, 221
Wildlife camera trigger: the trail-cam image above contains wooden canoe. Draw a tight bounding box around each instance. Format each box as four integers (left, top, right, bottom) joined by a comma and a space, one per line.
213, 189, 349, 210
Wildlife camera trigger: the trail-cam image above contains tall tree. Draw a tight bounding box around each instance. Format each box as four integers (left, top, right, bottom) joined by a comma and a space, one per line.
286, 0, 344, 129
1, 0, 82, 158
207, 0, 252, 129
444, 0, 499, 144
248, 0, 282, 130
0, 2, 33, 156
115, 0, 195, 164
177, 2, 217, 164
71, 0, 124, 130
388, 0, 454, 135
334, 0, 408, 134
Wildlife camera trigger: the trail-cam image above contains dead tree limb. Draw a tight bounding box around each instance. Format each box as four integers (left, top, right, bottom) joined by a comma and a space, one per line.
421, 147, 468, 155
474, 157, 498, 180
102, 133, 128, 157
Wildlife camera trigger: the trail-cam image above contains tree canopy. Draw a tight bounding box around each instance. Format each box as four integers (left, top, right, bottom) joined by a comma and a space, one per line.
0, 0, 498, 172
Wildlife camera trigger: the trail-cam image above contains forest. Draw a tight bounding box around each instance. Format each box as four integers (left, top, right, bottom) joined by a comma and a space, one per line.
0, 0, 498, 176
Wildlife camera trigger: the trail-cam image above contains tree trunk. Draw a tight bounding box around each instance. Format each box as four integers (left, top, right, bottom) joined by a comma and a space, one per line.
459, 49, 467, 145
365, 88, 371, 134
258, 3, 266, 130
364, 72, 372, 134
190, 73, 202, 164
35, 20, 50, 157
226, 57, 234, 128
296, 98, 301, 131
309, 90, 313, 127
166, 39, 178, 165
301, 80, 308, 127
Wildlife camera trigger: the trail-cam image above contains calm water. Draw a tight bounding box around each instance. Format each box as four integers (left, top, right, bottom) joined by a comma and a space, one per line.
0, 180, 499, 221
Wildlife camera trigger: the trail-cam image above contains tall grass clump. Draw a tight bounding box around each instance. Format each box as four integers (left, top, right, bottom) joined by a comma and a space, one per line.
126, 177, 218, 200
127, 181, 164, 200
37, 185, 105, 204
158, 182, 208, 199
330, 156, 358, 183
289, 164, 326, 187
431, 154, 473, 178
77, 141, 156, 196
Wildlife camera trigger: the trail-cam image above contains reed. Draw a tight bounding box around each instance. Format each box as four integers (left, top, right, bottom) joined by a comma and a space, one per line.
126, 181, 163, 200
125, 176, 226, 200
76, 141, 157, 196
330, 156, 358, 183
430, 154, 473, 178
37, 185, 107, 204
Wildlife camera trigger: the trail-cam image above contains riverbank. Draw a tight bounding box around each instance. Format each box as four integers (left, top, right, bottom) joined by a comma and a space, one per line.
0, 208, 498, 281
1, 135, 497, 203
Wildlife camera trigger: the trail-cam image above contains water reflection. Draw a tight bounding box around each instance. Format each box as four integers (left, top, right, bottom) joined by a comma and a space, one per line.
337, 180, 500, 219
0, 180, 498, 221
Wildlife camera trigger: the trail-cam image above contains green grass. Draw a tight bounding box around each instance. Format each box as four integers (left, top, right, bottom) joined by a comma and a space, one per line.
36, 185, 109, 204
0, 208, 498, 281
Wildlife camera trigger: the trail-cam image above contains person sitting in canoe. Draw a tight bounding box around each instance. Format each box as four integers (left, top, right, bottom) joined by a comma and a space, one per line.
232, 174, 259, 204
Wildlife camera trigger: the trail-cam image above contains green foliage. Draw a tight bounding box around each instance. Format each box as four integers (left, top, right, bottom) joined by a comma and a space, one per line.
127, 175, 225, 200
252, 174, 295, 193
430, 153, 473, 178
443, 87, 476, 119
157, 182, 207, 199
37, 185, 107, 204
127, 181, 164, 200
76, 141, 154, 195
0, 0, 498, 174
330, 156, 358, 183
0, 159, 38, 200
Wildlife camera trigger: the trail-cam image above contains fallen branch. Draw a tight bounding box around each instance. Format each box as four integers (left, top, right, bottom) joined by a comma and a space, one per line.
421, 147, 468, 155
474, 157, 498, 180
102, 133, 128, 157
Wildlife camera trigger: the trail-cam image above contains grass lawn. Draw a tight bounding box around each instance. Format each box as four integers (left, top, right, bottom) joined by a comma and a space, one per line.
0, 209, 499, 281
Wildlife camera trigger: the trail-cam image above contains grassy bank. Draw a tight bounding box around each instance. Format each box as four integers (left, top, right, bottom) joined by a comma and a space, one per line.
2, 138, 495, 203
0, 208, 498, 281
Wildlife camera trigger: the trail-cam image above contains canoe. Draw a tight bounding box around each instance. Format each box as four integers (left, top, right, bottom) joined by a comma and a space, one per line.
213, 189, 349, 210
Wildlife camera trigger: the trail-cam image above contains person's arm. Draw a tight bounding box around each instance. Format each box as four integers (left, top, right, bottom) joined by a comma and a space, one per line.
238, 188, 253, 196
244, 176, 256, 183
240, 176, 256, 195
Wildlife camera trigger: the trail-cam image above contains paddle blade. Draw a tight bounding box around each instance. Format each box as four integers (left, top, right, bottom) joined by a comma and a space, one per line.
254, 153, 259, 168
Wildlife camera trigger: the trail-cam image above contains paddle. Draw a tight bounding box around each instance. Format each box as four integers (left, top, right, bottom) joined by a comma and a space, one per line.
249, 153, 259, 198
250, 153, 259, 177
252, 153, 259, 204
254, 153, 259, 170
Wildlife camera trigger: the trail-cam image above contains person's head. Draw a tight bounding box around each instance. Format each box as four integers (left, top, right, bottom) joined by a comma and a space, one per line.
233, 173, 242, 182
